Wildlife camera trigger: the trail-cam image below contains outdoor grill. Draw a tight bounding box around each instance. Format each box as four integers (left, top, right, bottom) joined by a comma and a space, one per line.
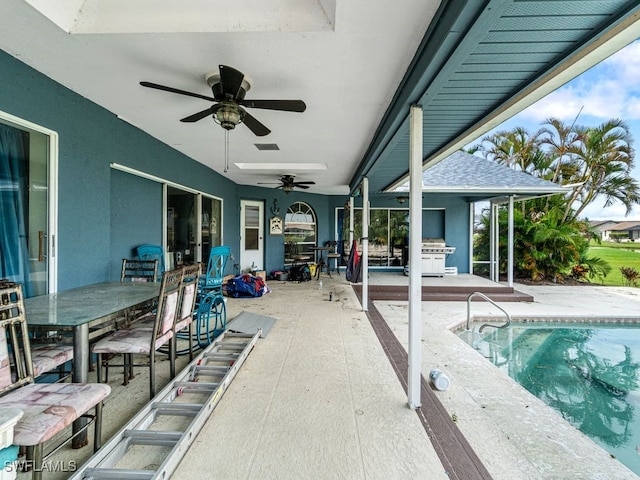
403, 238, 456, 277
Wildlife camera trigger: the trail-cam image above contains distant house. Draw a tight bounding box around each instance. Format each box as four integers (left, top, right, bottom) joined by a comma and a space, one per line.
589, 220, 620, 241
591, 220, 640, 241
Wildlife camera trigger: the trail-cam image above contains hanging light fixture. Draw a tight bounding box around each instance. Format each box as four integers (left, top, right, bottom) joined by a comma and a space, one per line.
212, 103, 243, 130
210, 103, 244, 173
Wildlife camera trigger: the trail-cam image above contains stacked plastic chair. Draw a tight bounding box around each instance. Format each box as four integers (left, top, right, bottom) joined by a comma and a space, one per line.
194, 246, 230, 348
136, 244, 165, 281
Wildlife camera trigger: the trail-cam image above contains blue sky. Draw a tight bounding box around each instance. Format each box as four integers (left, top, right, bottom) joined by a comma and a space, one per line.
473, 39, 640, 221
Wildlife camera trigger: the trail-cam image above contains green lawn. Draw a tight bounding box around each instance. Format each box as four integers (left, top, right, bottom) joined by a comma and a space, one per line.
588, 242, 640, 286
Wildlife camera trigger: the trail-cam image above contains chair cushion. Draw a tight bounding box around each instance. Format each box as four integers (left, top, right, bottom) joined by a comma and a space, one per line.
0, 326, 11, 389
174, 315, 193, 333
31, 344, 74, 378
161, 291, 178, 335
0, 382, 110, 446
92, 325, 173, 354
180, 284, 196, 321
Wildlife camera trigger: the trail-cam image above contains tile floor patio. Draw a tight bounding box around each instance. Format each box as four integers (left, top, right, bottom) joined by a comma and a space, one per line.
15, 272, 640, 479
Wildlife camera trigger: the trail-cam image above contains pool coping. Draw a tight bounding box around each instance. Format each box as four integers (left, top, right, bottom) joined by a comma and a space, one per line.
450, 315, 640, 333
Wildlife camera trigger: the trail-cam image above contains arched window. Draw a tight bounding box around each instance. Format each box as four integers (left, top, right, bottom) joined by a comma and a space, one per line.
284, 201, 316, 265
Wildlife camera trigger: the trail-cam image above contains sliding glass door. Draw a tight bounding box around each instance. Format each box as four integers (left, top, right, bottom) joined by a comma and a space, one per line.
339, 207, 410, 268
166, 186, 221, 269
0, 114, 57, 297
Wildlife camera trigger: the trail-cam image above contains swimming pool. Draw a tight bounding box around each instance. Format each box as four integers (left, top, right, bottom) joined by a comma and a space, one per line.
460, 321, 640, 476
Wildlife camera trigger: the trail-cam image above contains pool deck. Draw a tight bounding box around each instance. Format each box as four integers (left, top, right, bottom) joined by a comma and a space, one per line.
373, 276, 640, 480
21, 273, 640, 479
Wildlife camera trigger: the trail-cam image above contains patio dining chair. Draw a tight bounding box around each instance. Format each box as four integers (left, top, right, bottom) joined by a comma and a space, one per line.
92, 267, 182, 399
120, 258, 159, 283
173, 263, 201, 359
116, 258, 161, 329
30, 339, 74, 382
0, 283, 110, 480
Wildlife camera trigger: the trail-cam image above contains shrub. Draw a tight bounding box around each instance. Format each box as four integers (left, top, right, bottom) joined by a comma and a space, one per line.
619, 266, 640, 287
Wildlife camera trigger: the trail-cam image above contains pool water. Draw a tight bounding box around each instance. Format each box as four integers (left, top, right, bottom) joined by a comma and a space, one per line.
460, 322, 640, 476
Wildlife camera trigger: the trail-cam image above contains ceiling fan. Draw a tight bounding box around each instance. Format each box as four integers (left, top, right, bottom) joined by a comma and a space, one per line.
139, 65, 306, 137
258, 174, 316, 194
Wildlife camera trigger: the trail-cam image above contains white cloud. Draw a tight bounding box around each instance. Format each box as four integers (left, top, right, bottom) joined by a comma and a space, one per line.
579, 198, 640, 221
605, 41, 640, 81
515, 40, 640, 124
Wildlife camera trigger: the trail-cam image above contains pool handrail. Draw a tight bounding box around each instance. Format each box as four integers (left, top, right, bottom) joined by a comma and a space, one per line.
466, 291, 511, 332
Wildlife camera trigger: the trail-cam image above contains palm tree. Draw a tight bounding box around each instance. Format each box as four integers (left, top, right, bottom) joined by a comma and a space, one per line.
562, 119, 639, 222
480, 126, 545, 173
540, 117, 583, 184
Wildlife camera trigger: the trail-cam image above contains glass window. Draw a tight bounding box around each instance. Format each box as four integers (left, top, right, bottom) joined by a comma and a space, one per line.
340, 207, 409, 268
201, 195, 222, 264
390, 210, 409, 266
244, 205, 260, 251
284, 201, 316, 265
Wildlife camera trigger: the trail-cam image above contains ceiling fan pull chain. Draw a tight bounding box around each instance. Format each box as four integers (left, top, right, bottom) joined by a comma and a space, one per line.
224, 129, 230, 173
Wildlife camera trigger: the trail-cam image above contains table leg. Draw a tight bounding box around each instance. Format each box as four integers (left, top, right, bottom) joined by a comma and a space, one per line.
72, 323, 89, 448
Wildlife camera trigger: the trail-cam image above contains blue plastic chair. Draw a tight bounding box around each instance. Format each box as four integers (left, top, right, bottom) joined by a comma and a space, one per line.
199, 245, 231, 295
194, 291, 227, 348
136, 244, 165, 281
193, 245, 230, 348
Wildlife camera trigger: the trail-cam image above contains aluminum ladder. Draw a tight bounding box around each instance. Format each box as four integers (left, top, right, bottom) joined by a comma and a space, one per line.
69, 330, 261, 480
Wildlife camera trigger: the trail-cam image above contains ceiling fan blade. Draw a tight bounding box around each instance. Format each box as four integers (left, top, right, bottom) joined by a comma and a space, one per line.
242, 111, 271, 136
242, 99, 306, 112
180, 107, 213, 123
292, 181, 316, 185
295, 184, 311, 189
219, 65, 245, 100
140, 81, 215, 102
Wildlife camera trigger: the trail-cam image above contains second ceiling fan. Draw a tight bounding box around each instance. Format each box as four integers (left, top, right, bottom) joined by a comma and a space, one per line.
140, 65, 306, 137
259, 174, 316, 193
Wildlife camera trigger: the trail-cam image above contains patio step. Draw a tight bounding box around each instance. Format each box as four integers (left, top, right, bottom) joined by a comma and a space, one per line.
353, 285, 533, 302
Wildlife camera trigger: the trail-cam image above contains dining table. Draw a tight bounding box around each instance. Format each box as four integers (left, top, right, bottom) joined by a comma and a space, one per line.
24, 281, 160, 447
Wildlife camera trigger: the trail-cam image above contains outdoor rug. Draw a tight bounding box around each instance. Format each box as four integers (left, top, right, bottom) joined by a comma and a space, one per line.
227, 311, 277, 338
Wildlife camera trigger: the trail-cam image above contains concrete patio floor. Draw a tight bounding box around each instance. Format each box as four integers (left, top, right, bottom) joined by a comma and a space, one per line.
17, 272, 640, 479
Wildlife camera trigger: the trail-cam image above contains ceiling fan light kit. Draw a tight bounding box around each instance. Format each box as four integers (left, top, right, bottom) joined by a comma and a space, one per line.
212, 103, 243, 130
139, 65, 306, 137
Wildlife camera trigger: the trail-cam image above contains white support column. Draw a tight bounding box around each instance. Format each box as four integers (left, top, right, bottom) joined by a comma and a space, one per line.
507, 196, 514, 287
408, 105, 423, 410
361, 178, 369, 312
349, 196, 354, 247
489, 203, 496, 282
469, 202, 475, 275
494, 203, 500, 282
